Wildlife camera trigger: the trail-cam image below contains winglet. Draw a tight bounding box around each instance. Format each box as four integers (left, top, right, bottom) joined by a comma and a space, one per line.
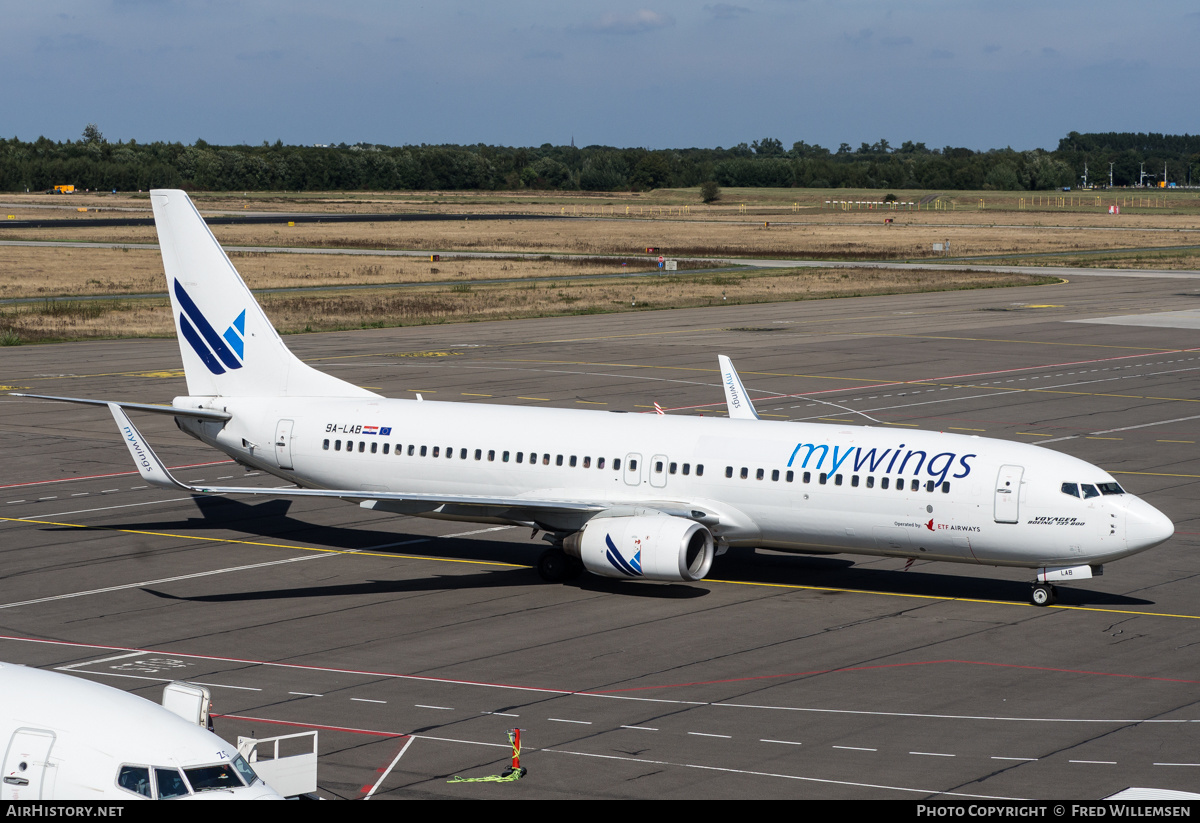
108, 403, 190, 491
717, 355, 760, 420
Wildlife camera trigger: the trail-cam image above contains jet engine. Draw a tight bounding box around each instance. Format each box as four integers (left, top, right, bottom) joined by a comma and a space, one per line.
563, 514, 714, 582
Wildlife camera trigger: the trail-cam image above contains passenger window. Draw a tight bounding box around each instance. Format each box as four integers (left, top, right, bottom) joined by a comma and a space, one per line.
803, 471, 811, 483
740, 467, 748, 479
371, 442, 378, 454
358, 442, 365, 453
598, 457, 606, 469
614, 458, 621, 471
446, 447, 453, 459
334, 440, 341, 451
117, 765, 152, 798
726, 466, 733, 478
655, 460, 663, 473
584, 457, 592, 468
432, 446, 440, 457
543, 454, 551, 465
557, 455, 565, 466
925, 480, 935, 492
786, 470, 793, 482
571, 456, 578, 468
696, 465, 704, 476
881, 477, 890, 489
834, 474, 843, 486
503, 451, 510, 462
419, 445, 427, 457
771, 469, 779, 481
323, 439, 330, 450
516, 452, 524, 463
474, 448, 481, 460
460, 448, 468, 459
409, 445, 416, 456
669, 462, 677, 474
819, 473, 827, 485
941, 482, 950, 493
383, 444, 389, 455
756, 468, 764, 480
629, 458, 637, 471
851, 475, 859, 487
682, 463, 690, 475
488, 450, 495, 461
866, 476, 874, 488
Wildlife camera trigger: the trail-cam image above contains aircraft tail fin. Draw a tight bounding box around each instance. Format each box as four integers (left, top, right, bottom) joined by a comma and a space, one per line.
150, 189, 376, 399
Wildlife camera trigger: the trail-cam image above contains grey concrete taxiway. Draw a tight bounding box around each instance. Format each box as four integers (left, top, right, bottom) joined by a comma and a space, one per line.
2, 270, 1199, 800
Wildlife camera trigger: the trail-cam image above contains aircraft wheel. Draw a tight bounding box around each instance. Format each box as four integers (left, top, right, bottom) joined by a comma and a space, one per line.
1031, 584, 1056, 607
537, 548, 571, 582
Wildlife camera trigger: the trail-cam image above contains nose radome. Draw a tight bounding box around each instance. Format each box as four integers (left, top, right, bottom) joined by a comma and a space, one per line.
1127, 501, 1174, 551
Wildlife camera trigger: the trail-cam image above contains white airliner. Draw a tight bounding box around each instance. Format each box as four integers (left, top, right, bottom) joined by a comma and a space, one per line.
0, 662, 283, 800
16, 189, 1174, 606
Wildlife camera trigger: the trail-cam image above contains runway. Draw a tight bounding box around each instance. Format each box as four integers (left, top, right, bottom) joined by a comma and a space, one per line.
1, 270, 1198, 799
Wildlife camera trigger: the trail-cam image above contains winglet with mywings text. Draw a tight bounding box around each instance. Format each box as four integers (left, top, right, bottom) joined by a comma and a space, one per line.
717, 355, 760, 420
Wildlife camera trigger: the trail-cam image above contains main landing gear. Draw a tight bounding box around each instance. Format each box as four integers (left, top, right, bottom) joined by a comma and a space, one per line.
1031, 583, 1057, 607
537, 547, 583, 582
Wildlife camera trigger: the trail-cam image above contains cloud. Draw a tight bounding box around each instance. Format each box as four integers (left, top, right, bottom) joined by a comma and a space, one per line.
582, 9, 675, 34
705, 3, 751, 20
842, 28, 873, 46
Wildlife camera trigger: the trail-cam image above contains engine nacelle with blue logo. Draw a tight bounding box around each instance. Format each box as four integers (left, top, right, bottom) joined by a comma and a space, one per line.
564, 514, 715, 582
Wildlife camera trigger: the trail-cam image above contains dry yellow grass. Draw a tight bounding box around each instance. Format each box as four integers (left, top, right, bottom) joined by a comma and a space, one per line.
0, 246, 671, 299
11, 214, 1200, 263
0, 267, 1054, 343
2, 185, 1190, 345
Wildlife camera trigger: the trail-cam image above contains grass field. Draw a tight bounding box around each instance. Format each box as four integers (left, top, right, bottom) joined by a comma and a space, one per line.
1, 185, 1193, 344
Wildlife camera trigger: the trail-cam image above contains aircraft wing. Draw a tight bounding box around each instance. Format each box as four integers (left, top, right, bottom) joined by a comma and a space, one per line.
107, 403, 703, 520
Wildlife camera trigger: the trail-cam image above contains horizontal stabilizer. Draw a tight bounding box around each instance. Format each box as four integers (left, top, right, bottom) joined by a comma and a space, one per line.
717, 355, 760, 420
14, 393, 230, 421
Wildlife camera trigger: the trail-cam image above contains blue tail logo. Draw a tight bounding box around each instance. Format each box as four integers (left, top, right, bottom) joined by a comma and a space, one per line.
604, 534, 643, 577
174, 280, 246, 375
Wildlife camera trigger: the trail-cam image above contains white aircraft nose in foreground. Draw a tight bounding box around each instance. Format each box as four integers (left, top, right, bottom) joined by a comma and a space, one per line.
0, 663, 283, 800
16, 190, 1174, 606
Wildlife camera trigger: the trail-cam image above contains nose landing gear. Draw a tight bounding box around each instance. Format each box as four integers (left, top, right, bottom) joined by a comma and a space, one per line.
1031, 583, 1057, 606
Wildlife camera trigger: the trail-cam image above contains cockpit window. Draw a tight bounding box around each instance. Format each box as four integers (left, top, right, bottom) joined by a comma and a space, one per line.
1061, 483, 1079, 498
231, 754, 259, 787
155, 767, 190, 799
117, 765, 151, 798
1081, 484, 1100, 499
1098, 482, 1125, 495
183, 763, 245, 792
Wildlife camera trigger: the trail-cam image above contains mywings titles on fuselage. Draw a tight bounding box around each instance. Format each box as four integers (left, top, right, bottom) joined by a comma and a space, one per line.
16, 190, 1175, 606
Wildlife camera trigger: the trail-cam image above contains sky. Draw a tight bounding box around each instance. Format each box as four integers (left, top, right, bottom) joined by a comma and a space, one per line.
3, 1, 1198, 153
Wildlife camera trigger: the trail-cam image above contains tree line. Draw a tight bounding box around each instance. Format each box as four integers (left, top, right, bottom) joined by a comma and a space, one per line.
2, 127, 1197, 193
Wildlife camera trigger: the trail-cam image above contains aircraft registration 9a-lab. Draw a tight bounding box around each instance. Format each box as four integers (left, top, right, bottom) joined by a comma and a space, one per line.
15, 190, 1174, 606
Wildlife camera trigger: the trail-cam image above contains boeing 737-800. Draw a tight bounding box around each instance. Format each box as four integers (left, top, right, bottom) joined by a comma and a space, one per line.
15, 190, 1175, 606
